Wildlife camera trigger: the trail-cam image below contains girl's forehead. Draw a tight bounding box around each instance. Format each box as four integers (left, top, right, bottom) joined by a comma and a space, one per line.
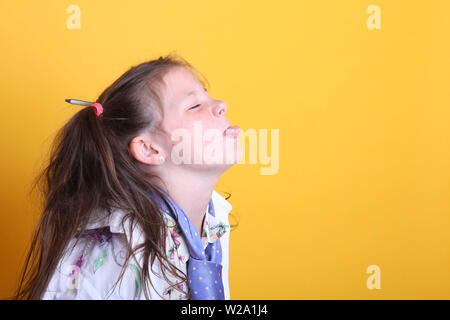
162, 67, 203, 106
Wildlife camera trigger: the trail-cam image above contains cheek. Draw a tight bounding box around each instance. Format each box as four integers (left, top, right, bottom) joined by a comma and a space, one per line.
179, 115, 218, 141
164, 115, 192, 135
166, 114, 224, 160
161, 120, 186, 151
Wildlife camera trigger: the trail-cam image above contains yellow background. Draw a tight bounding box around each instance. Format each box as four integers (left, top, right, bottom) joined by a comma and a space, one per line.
1, 0, 449, 299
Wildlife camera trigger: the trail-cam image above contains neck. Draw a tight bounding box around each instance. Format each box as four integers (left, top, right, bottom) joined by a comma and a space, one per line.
152, 167, 221, 235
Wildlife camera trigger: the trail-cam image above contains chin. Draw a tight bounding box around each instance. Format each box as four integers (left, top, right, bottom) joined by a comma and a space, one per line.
188, 149, 241, 173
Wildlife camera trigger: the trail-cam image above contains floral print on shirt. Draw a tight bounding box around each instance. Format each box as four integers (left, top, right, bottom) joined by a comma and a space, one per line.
162, 208, 230, 299
72, 207, 230, 299
75, 226, 143, 299
164, 207, 230, 265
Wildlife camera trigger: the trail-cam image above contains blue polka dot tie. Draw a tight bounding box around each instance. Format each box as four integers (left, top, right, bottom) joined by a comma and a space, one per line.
148, 187, 225, 300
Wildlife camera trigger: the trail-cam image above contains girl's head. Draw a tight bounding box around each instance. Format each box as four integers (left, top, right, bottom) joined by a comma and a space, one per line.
128, 62, 242, 187
14, 53, 238, 300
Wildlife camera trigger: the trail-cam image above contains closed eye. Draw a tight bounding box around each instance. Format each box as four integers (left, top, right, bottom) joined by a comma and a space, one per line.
189, 104, 201, 110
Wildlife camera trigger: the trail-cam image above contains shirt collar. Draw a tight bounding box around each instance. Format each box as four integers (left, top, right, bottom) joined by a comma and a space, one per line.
164, 199, 231, 248
81, 190, 232, 249
163, 190, 231, 264
200, 203, 231, 245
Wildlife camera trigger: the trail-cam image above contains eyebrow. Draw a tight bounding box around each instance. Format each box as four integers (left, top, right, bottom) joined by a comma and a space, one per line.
182, 87, 208, 100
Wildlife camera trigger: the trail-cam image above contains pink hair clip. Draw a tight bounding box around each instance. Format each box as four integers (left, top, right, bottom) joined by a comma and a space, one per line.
90, 102, 103, 117
65, 99, 103, 117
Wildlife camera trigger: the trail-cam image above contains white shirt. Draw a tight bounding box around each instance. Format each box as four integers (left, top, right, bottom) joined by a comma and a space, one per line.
42, 190, 232, 300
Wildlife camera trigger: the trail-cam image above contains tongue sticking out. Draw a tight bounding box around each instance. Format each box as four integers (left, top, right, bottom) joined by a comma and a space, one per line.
224, 125, 241, 137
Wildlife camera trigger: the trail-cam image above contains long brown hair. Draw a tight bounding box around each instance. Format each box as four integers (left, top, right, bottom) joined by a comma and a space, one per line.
12, 53, 228, 300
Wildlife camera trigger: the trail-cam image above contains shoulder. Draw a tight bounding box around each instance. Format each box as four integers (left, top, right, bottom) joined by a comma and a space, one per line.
42, 229, 143, 299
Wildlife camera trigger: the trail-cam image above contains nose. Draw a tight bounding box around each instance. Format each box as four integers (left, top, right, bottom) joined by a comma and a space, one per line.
213, 100, 227, 117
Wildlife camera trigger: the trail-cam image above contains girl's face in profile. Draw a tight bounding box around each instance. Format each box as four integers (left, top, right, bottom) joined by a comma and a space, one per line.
159, 66, 242, 169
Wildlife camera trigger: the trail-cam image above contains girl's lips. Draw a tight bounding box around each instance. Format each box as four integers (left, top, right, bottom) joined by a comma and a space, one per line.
223, 125, 241, 137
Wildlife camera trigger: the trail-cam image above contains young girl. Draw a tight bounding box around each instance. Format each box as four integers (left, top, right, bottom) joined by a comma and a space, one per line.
14, 54, 241, 300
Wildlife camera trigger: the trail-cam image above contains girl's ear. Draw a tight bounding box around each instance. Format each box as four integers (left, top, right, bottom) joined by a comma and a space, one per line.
129, 135, 165, 166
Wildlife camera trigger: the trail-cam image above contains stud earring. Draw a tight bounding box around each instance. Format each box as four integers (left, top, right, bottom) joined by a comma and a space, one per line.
158, 156, 165, 164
